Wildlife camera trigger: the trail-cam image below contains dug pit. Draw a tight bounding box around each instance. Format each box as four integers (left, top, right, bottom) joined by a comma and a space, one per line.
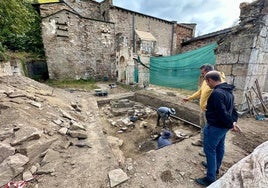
98, 95, 201, 161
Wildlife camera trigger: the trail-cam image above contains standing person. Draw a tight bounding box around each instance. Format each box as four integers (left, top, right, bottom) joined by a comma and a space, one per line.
183, 64, 221, 155
156, 107, 176, 128
195, 71, 241, 187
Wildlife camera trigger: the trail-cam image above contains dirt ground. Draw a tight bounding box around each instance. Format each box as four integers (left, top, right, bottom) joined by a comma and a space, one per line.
0, 76, 267, 188
96, 83, 268, 187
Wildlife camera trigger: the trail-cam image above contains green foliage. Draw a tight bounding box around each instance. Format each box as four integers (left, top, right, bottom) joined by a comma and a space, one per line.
21, 60, 29, 77
0, 0, 44, 56
0, 42, 8, 61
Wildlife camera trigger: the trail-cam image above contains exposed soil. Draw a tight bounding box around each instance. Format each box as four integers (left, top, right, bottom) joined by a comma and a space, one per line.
0, 75, 267, 188
99, 103, 199, 159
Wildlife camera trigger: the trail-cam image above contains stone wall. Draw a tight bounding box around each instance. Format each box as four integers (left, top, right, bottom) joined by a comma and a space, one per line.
135, 16, 174, 56
109, 7, 176, 57
0, 62, 13, 76
175, 24, 196, 53
40, 0, 195, 83
180, 28, 231, 53
42, 9, 116, 80
0, 60, 24, 77
108, 6, 183, 84
134, 91, 200, 126
180, 0, 268, 110
40, 0, 101, 19
216, 0, 268, 109
109, 7, 134, 83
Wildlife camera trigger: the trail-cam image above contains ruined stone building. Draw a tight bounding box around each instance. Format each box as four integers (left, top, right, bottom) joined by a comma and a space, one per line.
39, 0, 268, 110
179, 0, 268, 109
40, 0, 195, 84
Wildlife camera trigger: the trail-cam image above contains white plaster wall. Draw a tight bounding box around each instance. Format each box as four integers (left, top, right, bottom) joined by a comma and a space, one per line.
0, 62, 13, 76
0, 62, 23, 77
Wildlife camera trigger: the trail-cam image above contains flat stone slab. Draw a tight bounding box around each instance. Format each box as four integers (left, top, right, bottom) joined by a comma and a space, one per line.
108, 168, 129, 187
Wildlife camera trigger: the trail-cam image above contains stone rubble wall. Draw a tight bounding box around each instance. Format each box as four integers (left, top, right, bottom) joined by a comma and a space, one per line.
134, 16, 174, 56
40, 0, 194, 84
109, 7, 179, 85
109, 7, 178, 57
175, 24, 196, 53
180, 0, 268, 110
40, 0, 101, 19
42, 9, 116, 80
216, 0, 268, 109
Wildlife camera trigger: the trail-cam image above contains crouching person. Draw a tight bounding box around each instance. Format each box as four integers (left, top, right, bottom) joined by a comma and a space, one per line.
157, 130, 172, 149
156, 107, 176, 128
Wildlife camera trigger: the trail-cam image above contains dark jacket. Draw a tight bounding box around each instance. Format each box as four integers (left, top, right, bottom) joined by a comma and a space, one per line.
206, 83, 238, 129
157, 136, 171, 149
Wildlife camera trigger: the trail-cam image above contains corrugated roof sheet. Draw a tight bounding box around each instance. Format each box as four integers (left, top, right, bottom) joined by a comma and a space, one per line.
135, 30, 157, 41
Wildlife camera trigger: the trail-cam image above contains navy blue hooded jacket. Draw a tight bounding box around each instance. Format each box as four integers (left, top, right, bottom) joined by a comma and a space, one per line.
206, 82, 238, 129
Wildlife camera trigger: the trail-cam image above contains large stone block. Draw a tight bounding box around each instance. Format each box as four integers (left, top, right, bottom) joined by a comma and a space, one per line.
0, 154, 29, 187
11, 126, 42, 146
248, 63, 268, 76
215, 64, 233, 75
259, 26, 268, 38
16, 138, 57, 161
216, 53, 239, 64
232, 64, 249, 76
238, 49, 251, 64
233, 76, 248, 90
230, 35, 255, 52
0, 143, 15, 163
252, 35, 266, 49
248, 48, 260, 64
233, 89, 246, 109
225, 76, 234, 84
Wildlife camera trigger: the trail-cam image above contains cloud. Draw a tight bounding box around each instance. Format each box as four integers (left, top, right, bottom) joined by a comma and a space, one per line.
98, 0, 255, 35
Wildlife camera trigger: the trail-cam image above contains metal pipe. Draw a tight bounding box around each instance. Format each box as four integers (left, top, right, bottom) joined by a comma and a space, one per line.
170, 23, 175, 55
132, 14, 135, 52
150, 106, 201, 129
170, 114, 201, 129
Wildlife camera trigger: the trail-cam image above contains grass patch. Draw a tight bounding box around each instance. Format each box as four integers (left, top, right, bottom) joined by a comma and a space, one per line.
45, 79, 99, 91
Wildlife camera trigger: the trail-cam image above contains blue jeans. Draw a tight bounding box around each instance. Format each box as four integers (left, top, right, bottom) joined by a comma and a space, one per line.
203, 124, 229, 181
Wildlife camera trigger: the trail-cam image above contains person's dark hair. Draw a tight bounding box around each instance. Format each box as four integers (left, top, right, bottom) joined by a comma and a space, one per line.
204, 71, 221, 82
200, 64, 214, 72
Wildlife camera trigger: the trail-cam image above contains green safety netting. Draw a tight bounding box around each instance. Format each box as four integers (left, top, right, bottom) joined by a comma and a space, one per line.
149, 42, 217, 90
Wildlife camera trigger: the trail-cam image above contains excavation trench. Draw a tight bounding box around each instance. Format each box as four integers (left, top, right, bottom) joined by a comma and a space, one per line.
97, 91, 201, 160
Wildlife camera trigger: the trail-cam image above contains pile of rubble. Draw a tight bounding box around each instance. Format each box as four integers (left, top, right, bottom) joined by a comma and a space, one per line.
0, 76, 119, 187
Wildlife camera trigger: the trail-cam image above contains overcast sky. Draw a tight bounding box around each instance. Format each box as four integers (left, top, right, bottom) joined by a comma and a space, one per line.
97, 0, 255, 36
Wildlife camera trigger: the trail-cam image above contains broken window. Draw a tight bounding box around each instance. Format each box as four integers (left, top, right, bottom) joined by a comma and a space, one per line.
135, 30, 157, 55
140, 41, 155, 54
